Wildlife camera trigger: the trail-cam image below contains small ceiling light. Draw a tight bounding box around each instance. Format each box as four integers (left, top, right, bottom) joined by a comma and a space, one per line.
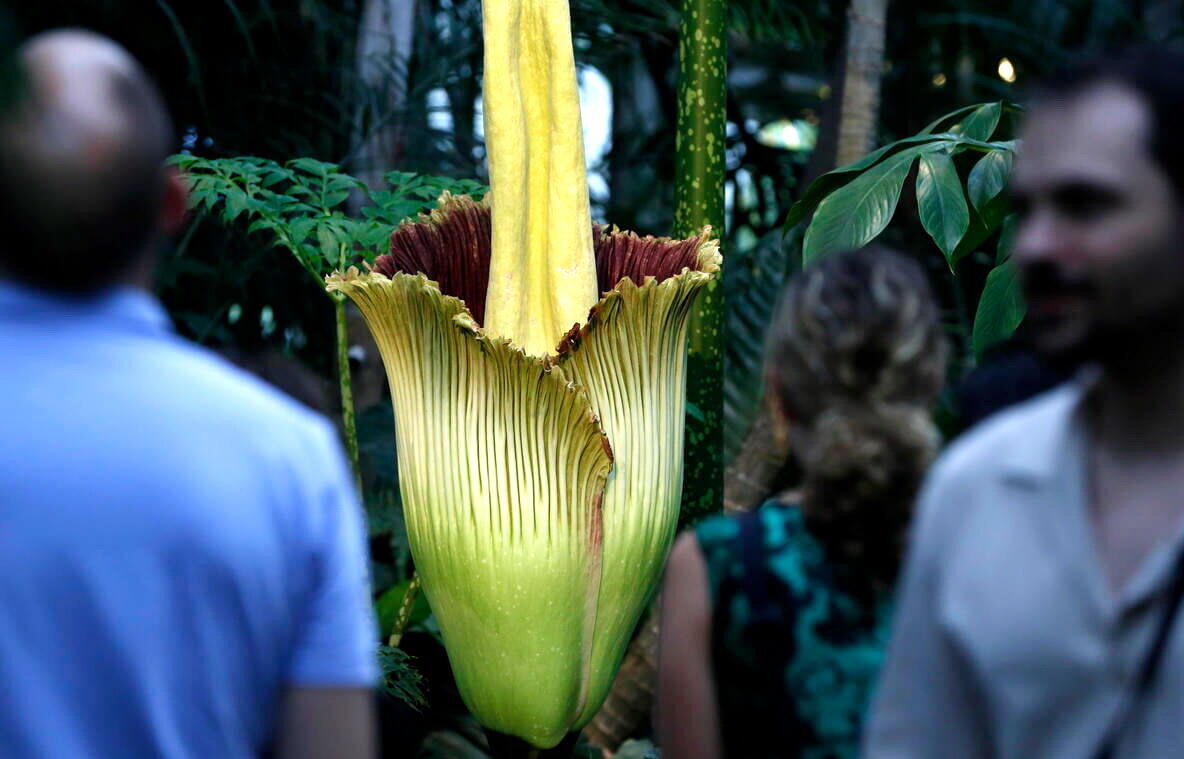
932, 72, 948, 87
998, 58, 1017, 83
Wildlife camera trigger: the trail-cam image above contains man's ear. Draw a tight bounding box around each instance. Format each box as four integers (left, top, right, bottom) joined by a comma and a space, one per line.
158, 165, 188, 235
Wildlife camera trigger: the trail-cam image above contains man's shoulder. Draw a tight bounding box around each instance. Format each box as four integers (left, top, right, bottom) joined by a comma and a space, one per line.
148, 337, 333, 442
934, 380, 1081, 487
903, 381, 1083, 564
133, 339, 352, 508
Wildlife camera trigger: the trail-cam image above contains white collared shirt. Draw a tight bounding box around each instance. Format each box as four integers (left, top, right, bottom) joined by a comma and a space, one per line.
864, 378, 1184, 759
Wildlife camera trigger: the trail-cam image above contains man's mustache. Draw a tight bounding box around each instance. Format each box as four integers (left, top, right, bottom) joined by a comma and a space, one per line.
1021, 261, 1095, 300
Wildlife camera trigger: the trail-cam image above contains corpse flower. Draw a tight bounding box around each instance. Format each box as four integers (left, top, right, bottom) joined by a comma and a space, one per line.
326, 0, 719, 748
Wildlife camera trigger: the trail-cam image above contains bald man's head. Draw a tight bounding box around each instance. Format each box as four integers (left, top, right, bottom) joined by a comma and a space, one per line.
0, 30, 176, 292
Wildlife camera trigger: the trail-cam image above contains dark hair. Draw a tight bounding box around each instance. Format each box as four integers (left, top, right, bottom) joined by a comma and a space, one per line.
0, 47, 174, 292
766, 247, 947, 596
1032, 45, 1184, 196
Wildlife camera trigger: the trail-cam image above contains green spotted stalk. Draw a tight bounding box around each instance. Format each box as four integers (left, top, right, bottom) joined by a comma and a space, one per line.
674, 0, 726, 521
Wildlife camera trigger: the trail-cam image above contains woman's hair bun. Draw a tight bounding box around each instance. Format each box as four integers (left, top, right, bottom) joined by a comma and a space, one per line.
765, 246, 948, 593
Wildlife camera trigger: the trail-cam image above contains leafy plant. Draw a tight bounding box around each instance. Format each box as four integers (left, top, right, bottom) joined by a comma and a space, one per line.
170, 153, 487, 490
170, 155, 487, 282
378, 644, 428, 711
785, 101, 1026, 361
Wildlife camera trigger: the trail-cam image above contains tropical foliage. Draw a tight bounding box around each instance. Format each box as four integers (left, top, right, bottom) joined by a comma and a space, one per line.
170, 155, 486, 281
788, 101, 1024, 365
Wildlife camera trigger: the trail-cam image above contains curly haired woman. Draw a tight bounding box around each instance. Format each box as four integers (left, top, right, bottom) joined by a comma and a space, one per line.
656, 247, 948, 759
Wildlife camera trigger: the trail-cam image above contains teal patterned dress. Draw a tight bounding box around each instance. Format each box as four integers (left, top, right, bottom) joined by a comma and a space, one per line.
693, 499, 895, 759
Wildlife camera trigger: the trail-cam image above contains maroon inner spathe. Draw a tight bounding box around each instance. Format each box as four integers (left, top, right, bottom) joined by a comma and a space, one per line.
374, 199, 705, 328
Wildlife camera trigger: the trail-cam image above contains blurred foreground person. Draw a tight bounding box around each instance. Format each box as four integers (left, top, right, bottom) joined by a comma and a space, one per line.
656, 247, 947, 759
865, 46, 1184, 759
0, 31, 376, 759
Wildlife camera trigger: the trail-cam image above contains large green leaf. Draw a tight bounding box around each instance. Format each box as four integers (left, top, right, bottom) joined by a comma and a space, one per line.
968, 149, 1014, 211
782, 135, 954, 232
996, 213, 1019, 264
949, 156, 1014, 269
973, 263, 1026, 359
947, 211, 998, 271
222, 191, 249, 224
916, 151, 970, 265
959, 102, 1002, 142
287, 156, 339, 176
316, 223, 340, 266
803, 143, 944, 264
920, 103, 985, 135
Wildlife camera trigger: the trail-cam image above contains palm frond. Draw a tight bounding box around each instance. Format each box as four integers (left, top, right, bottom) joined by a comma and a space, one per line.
723, 227, 799, 462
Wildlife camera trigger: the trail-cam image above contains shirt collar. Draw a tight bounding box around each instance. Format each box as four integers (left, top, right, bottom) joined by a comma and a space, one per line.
998, 367, 1100, 485
0, 278, 172, 336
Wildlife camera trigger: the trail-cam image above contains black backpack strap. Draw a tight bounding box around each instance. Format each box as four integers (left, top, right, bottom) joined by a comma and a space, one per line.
1092, 545, 1184, 759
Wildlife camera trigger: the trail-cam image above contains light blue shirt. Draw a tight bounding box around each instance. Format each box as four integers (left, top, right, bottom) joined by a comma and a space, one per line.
0, 280, 377, 758
865, 379, 1184, 759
